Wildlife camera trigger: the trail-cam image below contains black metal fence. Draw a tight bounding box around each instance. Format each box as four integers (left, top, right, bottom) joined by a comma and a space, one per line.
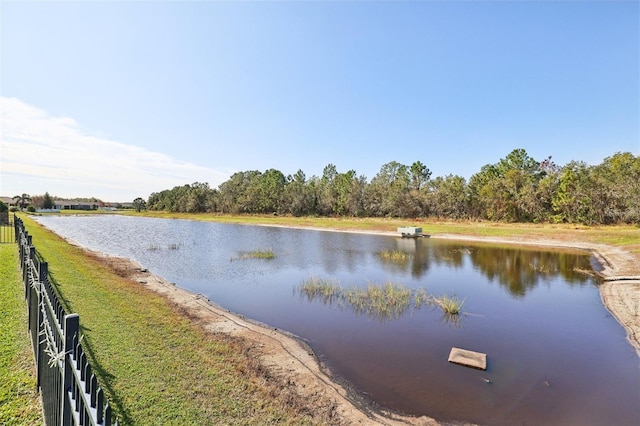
16, 215, 117, 426
1, 211, 14, 243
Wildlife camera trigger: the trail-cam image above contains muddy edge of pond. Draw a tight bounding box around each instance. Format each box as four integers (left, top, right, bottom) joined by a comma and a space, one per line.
86, 228, 640, 426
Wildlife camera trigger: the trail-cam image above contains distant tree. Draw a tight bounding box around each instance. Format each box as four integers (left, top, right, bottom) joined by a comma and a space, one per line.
12, 193, 31, 211
133, 197, 146, 212
409, 161, 431, 191
282, 170, 315, 216
143, 150, 638, 225
551, 161, 595, 224
185, 182, 211, 213
366, 161, 413, 217
333, 170, 359, 216
428, 174, 468, 218
218, 171, 261, 213
316, 164, 339, 215
0, 200, 7, 225
245, 169, 286, 214
30, 195, 45, 209
43, 192, 54, 209
467, 149, 544, 221
595, 152, 640, 223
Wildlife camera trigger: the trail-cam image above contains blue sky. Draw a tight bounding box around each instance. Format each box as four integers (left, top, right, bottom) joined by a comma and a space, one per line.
1, 1, 638, 201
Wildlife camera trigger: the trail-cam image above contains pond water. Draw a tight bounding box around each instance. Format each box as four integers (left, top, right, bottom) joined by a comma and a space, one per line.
34, 215, 640, 425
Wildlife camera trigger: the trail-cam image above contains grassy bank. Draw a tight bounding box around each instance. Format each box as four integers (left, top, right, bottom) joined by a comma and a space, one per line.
17, 216, 331, 425
0, 244, 43, 425
123, 211, 640, 254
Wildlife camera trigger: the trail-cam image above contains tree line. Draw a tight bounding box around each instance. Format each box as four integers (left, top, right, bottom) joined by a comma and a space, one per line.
145, 149, 638, 224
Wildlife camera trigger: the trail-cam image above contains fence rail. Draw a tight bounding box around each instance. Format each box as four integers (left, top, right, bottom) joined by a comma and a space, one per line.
15, 215, 117, 426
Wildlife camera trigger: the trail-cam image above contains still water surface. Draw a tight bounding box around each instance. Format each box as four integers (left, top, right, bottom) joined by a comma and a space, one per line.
34, 215, 640, 425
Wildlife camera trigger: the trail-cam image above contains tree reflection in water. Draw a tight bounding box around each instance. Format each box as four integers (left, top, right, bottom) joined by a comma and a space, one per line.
383, 239, 595, 297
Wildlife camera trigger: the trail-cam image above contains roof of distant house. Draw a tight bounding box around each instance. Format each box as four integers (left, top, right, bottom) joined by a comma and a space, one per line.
0, 196, 17, 205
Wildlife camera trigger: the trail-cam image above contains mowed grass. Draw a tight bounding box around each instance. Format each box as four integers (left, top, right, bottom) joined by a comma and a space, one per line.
17, 216, 329, 425
0, 244, 43, 425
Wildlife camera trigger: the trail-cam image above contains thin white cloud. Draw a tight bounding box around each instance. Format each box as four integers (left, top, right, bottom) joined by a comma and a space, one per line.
0, 97, 232, 201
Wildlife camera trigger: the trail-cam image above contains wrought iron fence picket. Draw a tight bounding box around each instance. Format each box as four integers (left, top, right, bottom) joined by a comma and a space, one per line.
15, 215, 117, 425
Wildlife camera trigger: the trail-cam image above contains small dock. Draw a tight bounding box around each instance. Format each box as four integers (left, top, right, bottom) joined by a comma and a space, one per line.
397, 227, 425, 238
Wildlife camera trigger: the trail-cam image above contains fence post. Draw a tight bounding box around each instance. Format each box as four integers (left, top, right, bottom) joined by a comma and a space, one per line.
21, 242, 30, 293
36, 280, 42, 390
35, 262, 49, 388
62, 314, 79, 426
25, 245, 36, 293
38, 262, 48, 288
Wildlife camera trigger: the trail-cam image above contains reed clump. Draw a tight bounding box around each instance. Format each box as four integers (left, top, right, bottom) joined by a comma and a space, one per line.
345, 283, 412, 319
299, 277, 342, 303
377, 249, 410, 263
297, 278, 466, 320
433, 294, 465, 315
233, 249, 277, 260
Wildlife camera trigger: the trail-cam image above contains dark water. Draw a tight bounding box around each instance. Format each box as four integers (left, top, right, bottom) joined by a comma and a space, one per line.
34, 216, 640, 425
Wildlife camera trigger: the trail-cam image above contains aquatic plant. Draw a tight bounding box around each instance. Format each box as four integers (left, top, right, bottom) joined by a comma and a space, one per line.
297, 278, 467, 320
344, 282, 412, 319
298, 277, 342, 304
433, 294, 465, 315
414, 288, 430, 309
298, 279, 431, 320
377, 249, 410, 263
235, 249, 277, 260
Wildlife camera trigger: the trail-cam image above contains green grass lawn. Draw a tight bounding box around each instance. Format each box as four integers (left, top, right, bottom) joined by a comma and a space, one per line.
0, 244, 43, 425
17, 216, 329, 425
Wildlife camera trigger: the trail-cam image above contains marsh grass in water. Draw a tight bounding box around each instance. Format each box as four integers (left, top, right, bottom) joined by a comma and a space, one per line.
377, 249, 411, 263
147, 243, 183, 251
298, 277, 342, 304
433, 294, 465, 315
231, 249, 277, 261
345, 283, 412, 319
298, 278, 465, 320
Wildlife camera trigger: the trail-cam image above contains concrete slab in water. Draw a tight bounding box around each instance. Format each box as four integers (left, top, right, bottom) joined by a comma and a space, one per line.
448, 347, 487, 370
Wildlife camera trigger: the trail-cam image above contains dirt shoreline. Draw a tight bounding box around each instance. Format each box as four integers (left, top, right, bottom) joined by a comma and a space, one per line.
89, 228, 640, 426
